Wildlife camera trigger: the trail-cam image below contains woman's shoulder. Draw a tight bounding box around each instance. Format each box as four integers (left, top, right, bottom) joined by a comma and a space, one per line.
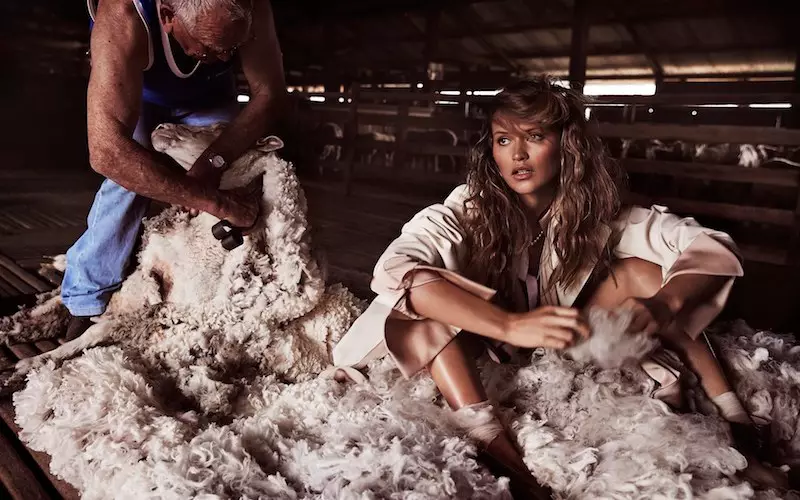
416, 183, 472, 219
612, 203, 690, 228
611, 202, 734, 245
400, 184, 472, 230
443, 184, 471, 206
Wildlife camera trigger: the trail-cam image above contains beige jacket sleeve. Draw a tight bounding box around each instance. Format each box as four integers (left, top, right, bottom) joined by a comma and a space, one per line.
369, 184, 493, 316
614, 205, 744, 338
332, 185, 495, 374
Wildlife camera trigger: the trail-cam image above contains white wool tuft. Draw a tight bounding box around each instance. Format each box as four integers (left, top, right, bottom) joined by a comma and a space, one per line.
566, 307, 661, 368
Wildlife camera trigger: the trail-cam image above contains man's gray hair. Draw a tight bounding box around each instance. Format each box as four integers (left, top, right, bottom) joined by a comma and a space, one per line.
164, 0, 252, 30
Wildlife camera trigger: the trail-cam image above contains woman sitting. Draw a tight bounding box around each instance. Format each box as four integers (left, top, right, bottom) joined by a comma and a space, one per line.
332, 77, 787, 497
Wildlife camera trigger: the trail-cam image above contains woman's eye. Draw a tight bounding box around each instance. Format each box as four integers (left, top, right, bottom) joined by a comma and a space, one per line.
528, 133, 544, 142
497, 137, 510, 146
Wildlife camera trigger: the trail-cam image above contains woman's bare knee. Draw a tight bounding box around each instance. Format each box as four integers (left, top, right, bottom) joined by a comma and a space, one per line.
428, 334, 488, 409
583, 257, 663, 310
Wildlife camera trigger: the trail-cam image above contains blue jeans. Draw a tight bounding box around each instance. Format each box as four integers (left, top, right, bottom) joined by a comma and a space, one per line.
61, 100, 239, 316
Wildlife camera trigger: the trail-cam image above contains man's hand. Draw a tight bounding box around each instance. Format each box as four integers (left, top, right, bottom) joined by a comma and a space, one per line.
215, 174, 264, 233
186, 150, 223, 185
180, 151, 225, 215
620, 295, 677, 336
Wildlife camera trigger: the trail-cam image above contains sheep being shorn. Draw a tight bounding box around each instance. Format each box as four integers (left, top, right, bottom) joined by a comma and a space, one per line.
1, 123, 366, 396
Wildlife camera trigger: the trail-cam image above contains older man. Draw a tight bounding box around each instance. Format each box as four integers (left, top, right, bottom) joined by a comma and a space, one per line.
62, 0, 286, 338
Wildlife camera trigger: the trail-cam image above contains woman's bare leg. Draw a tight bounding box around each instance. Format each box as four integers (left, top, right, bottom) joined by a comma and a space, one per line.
582, 257, 733, 399
583, 258, 789, 488
428, 334, 551, 498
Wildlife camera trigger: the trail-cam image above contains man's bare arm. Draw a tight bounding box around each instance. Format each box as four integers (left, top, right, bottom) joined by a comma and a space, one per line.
198, 0, 286, 166
87, 0, 249, 222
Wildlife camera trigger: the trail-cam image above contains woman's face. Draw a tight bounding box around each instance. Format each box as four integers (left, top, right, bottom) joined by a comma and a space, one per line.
491, 112, 561, 197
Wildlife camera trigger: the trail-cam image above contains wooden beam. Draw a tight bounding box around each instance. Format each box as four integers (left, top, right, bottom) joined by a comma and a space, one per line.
657, 80, 795, 95
568, 0, 589, 89
424, 7, 442, 66
622, 159, 800, 187
506, 39, 793, 61
663, 71, 795, 81
621, 23, 663, 88
447, 7, 522, 73
287, 24, 790, 75
309, 90, 797, 109
290, 0, 782, 47
284, 51, 477, 74
596, 122, 800, 147
277, 0, 502, 26
624, 194, 796, 227
591, 93, 800, 105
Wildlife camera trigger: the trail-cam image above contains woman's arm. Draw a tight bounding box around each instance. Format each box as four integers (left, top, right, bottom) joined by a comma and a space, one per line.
407, 270, 589, 349
652, 273, 729, 318
616, 206, 744, 336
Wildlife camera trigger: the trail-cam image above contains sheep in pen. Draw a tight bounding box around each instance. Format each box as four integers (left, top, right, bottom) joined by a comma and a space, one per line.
0, 124, 799, 499
612, 138, 800, 168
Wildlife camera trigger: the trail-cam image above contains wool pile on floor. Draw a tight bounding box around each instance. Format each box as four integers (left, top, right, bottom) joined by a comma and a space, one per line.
8, 317, 800, 499
1, 125, 798, 499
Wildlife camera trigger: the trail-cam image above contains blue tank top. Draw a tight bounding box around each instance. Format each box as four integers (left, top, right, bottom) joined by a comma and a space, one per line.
88, 0, 236, 107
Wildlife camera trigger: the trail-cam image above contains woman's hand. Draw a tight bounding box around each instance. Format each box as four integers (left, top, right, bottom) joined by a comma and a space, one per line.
619, 295, 676, 336
504, 306, 590, 349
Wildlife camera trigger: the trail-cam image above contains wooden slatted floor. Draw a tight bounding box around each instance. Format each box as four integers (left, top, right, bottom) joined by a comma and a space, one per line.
0, 254, 78, 500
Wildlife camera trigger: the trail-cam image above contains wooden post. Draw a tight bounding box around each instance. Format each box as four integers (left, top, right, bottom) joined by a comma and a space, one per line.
459, 64, 470, 118
788, 31, 800, 265
424, 7, 442, 94
789, 47, 800, 129
568, 0, 589, 92
654, 72, 665, 94
342, 85, 360, 196
623, 105, 637, 124
393, 101, 411, 171
790, 187, 800, 267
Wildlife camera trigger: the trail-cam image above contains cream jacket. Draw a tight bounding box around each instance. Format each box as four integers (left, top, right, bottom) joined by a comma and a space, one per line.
332, 184, 744, 381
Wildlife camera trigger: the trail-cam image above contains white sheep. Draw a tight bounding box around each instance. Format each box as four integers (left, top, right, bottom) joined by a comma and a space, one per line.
0, 124, 365, 394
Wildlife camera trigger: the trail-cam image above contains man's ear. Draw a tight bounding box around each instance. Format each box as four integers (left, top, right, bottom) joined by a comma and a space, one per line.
255, 136, 284, 153
159, 5, 176, 33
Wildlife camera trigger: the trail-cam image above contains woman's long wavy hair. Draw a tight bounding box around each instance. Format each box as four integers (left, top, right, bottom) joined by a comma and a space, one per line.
463, 77, 626, 308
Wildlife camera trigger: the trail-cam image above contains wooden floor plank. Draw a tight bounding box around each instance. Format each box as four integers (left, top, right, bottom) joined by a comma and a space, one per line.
0, 417, 51, 500
33, 341, 60, 354
0, 266, 37, 295
0, 346, 14, 371
0, 279, 18, 298
7, 343, 39, 361
0, 402, 80, 500
0, 227, 85, 263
